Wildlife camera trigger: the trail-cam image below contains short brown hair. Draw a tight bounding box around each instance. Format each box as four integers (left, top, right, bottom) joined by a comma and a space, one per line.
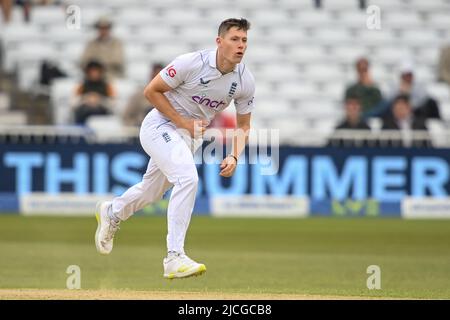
393, 94, 410, 106
218, 18, 251, 36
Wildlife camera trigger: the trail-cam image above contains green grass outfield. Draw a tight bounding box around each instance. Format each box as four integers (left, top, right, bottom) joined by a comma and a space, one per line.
0, 215, 449, 299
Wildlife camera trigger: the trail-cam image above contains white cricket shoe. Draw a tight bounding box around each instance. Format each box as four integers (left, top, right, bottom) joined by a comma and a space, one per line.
163, 253, 206, 279
95, 201, 120, 255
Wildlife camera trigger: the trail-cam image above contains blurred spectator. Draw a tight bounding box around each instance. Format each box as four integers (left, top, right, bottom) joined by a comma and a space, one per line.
73, 60, 115, 125
316, 0, 366, 10
122, 63, 164, 127
210, 109, 236, 129
382, 94, 430, 147
345, 57, 383, 114
394, 61, 440, 120
0, 0, 12, 23
382, 94, 427, 131
369, 61, 441, 120
16, 0, 30, 22
328, 94, 370, 147
0, 0, 30, 24
80, 17, 124, 80
335, 93, 370, 130
40, 60, 66, 86
438, 44, 450, 87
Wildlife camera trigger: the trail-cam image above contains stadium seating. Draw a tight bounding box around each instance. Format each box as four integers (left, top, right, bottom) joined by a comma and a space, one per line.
428, 83, 450, 103
30, 6, 68, 29
50, 78, 78, 125
0, 111, 27, 125
426, 118, 448, 148
425, 12, 450, 31
85, 114, 128, 142
0, 0, 449, 146
405, 0, 450, 13
112, 78, 139, 116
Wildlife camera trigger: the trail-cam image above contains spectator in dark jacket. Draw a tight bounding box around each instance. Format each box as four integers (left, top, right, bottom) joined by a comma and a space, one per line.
367, 61, 441, 120
382, 94, 427, 131
73, 60, 116, 125
336, 93, 370, 130
344, 57, 383, 114
382, 94, 430, 147
329, 94, 371, 147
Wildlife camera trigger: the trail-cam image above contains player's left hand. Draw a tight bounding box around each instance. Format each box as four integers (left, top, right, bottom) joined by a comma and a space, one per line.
219, 156, 237, 177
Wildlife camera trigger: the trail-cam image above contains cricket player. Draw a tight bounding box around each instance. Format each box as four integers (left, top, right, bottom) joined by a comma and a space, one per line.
95, 18, 255, 279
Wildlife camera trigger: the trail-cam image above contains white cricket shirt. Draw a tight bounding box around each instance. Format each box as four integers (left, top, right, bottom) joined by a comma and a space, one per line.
159, 48, 255, 124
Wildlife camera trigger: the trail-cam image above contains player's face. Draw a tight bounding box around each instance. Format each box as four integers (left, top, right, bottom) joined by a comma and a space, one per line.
217, 27, 248, 64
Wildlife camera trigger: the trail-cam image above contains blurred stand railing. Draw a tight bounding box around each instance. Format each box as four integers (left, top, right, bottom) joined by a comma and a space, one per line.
328, 129, 436, 148
0, 125, 449, 148
0, 125, 139, 144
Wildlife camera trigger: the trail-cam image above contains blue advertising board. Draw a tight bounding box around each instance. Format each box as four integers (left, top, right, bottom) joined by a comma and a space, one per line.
1, 142, 449, 216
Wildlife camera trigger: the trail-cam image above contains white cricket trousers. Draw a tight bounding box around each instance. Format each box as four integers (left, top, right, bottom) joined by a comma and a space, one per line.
111, 109, 202, 254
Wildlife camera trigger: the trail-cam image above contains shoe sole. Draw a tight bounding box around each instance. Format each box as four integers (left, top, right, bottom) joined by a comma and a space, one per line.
94, 202, 108, 255
164, 264, 207, 280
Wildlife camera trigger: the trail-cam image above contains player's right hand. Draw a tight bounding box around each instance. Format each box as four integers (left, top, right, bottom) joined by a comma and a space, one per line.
180, 118, 208, 138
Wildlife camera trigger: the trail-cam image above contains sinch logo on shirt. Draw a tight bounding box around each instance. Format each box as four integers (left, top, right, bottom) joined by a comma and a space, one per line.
191, 95, 225, 109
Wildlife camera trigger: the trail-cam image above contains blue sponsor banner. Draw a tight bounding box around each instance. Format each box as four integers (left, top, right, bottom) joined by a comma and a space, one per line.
0, 193, 19, 213
193, 196, 211, 215
310, 199, 401, 217
1, 143, 450, 215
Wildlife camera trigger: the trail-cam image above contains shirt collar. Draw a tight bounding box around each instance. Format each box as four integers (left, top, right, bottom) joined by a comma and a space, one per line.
208, 49, 239, 73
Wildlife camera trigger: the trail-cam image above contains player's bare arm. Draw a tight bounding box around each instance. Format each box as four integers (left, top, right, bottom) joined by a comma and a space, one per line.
143, 75, 207, 138
220, 112, 251, 177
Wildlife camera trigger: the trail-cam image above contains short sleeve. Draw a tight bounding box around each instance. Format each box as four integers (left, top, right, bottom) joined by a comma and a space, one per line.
159, 53, 195, 89
234, 72, 255, 115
